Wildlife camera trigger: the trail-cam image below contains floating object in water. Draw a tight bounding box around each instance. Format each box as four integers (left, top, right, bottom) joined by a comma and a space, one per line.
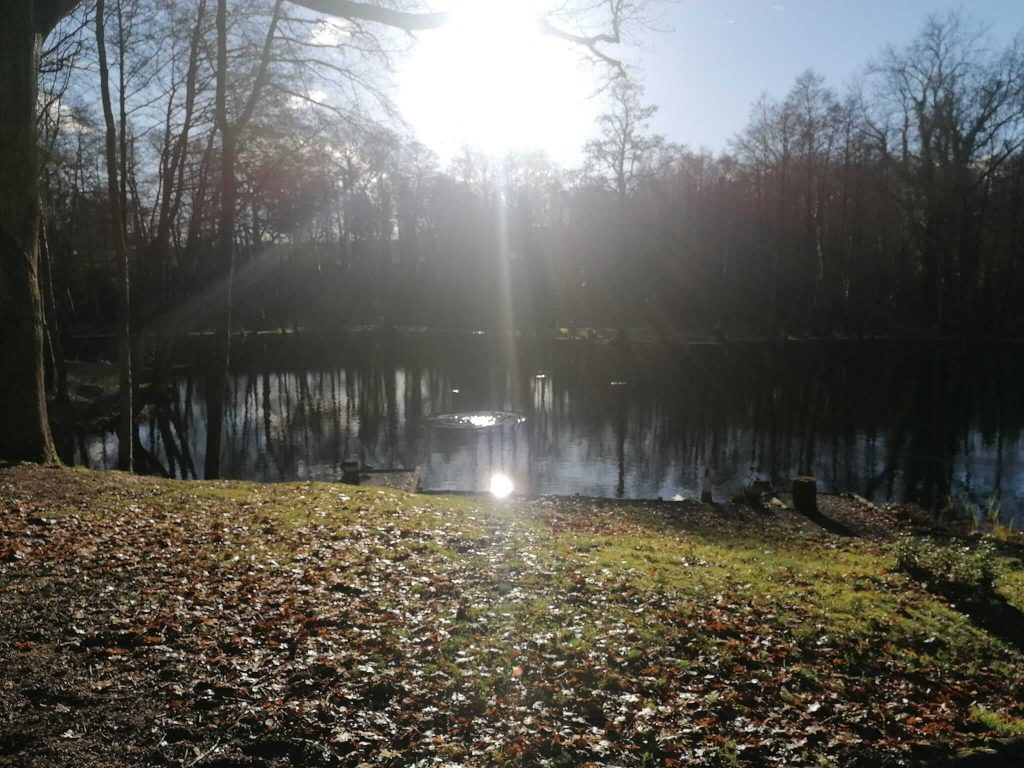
610, 380, 627, 387
451, 388, 460, 394
490, 473, 514, 499
535, 373, 547, 380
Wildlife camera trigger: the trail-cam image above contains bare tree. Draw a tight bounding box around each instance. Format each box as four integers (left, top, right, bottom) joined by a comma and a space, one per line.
869, 11, 1024, 329
584, 78, 663, 200
96, 0, 135, 471
203, 0, 283, 479
0, 0, 657, 466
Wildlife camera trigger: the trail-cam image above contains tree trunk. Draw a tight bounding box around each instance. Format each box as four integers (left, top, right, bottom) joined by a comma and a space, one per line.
203, 129, 235, 480
205, 0, 235, 480
0, 3, 58, 464
96, 0, 134, 472
204, 0, 281, 479
39, 215, 68, 402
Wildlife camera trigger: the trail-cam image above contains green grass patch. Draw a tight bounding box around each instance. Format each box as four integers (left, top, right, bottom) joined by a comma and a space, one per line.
895, 536, 999, 594
971, 707, 1024, 737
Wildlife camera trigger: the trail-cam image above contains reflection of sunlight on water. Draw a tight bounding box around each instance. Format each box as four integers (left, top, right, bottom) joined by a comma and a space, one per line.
428, 411, 523, 429
490, 473, 514, 499
422, 411, 528, 495
70, 350, 1024, 529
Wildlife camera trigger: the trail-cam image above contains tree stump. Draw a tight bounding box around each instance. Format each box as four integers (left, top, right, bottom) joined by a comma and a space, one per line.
793, 476, 817, 517
342, 458, 361, 485
700, 468, 714, 504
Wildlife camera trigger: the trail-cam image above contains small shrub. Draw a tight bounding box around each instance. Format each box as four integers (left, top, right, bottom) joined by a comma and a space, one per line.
894, 537, 998, 596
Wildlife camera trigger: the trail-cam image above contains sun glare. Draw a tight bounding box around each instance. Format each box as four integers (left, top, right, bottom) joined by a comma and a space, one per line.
489, 472, 514, 499
397, 0, 597, 158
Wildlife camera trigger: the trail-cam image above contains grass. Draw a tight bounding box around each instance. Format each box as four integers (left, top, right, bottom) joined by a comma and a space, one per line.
39, 474, 1024, 681
970, 707, 1024, 738
895, 536, 999, 594
2, 465, 1023, 766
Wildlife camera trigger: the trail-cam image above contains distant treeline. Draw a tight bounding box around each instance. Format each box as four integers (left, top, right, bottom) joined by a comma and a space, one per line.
41, 8, 1024, 339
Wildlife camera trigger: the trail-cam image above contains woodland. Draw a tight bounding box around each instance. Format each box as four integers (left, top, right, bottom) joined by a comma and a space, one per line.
4, 2, 1024, 468
3, 4, 1024, 766
27, 8, 1024, 339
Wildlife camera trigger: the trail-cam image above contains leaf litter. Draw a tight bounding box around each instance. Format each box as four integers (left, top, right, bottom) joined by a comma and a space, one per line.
1, 465, 1023, 766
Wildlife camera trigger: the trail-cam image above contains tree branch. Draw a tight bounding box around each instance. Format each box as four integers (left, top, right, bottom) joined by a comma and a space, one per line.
287, 0, 627, 73
537, 17, 625, 75
286, 0, 451, 31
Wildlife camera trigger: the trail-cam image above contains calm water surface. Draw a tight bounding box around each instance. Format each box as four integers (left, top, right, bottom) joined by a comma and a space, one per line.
75, 338, 1024, 526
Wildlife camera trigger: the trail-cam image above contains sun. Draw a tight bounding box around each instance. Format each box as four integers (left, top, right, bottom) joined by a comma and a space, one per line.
397, 0, 598, 159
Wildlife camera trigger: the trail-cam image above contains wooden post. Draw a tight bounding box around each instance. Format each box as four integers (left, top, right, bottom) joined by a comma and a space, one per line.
793, 476, 818, 517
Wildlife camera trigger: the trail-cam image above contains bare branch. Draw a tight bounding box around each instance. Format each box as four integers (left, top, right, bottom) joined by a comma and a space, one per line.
286, 0, 630, 73
285, 0, 451, 32
537, 17, 625, 76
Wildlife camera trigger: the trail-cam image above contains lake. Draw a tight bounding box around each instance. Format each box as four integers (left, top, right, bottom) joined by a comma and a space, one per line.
72, 334, 1024, 527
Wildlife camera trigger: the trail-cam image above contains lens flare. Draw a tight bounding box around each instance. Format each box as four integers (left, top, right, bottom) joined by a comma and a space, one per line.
489, 472, 514, 499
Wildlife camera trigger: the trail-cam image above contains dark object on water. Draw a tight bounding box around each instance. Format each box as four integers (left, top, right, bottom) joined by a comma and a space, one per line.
342, 458, 361, 485
793, 476, 817, 517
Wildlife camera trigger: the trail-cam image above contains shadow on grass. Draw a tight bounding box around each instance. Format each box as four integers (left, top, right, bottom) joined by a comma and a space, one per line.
802, 510, 858, 537
948, 591, 1024, 655
898, 552, 1024, 654
951, 737, 1024, 767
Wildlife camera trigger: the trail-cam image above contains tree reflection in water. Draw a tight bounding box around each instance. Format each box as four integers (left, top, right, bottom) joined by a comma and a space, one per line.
73, 337, 1024, 527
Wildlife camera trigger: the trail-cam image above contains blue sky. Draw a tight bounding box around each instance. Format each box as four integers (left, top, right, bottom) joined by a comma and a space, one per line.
635, 0, 1024, 153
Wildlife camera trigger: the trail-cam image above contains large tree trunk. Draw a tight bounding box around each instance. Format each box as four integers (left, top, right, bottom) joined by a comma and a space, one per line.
0, 2, 59, 464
